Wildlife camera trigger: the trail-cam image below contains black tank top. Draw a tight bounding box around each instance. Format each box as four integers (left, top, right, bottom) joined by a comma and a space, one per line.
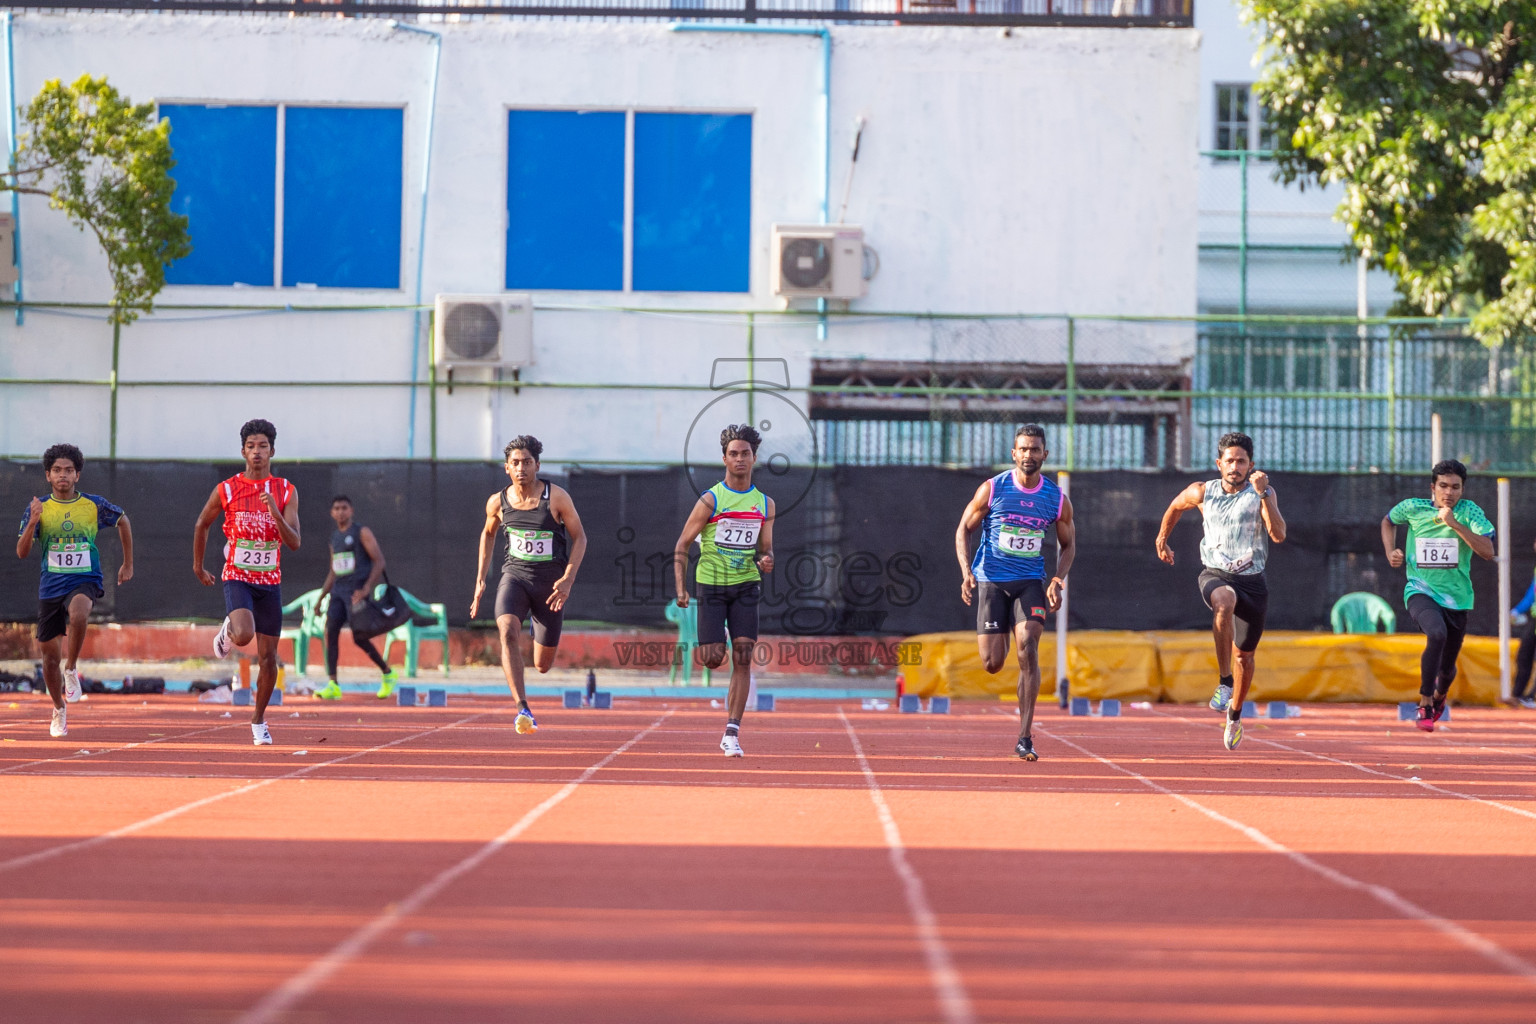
328, 523, 373, 596
499, 480, 568, 583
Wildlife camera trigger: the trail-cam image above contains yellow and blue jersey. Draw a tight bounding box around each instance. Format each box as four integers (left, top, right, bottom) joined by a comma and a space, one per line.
17, 493, 124, 600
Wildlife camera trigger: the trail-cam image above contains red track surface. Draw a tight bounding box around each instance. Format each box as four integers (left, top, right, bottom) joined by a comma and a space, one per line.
2, 694, 1535, 1023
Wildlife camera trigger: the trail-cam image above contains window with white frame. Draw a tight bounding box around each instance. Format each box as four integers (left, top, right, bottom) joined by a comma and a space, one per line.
1213, 84, 1276, 156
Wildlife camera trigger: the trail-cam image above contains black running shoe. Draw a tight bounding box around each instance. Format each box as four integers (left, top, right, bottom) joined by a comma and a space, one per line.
1015, 735, 1038, 761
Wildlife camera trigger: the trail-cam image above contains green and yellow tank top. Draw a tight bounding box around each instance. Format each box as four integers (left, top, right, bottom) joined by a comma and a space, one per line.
697, 482, 767, 586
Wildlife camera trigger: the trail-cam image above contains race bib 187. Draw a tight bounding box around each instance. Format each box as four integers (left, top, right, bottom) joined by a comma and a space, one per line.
507, 529, 554, 562
331, 550, 356, 576
231, 539, 279, 572
1415, 536, 1459, 569
995, 525, 1044, 557
714, 518, 762, 551
46, 540, 91, 574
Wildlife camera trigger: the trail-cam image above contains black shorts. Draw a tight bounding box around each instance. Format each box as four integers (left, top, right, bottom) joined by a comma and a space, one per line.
225, 580, 284, 637
495, 573, 564, 646
697, 581, 761, 645
36, 582, 104, 643
975, 578, 1049, 635
1198, 568, 1269, 652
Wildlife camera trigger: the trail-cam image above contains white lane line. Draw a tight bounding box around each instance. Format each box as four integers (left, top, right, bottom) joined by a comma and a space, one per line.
1035, 723, 1536, 986
0, 714, 487, 874
1148, 708, 1536, 822
838, 708, 975, 1024
0, 721, 241, 775
234, 710, 675, 1024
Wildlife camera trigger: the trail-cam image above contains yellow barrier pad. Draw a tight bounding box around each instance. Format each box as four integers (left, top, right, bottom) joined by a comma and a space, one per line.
901, 629, 1512, 705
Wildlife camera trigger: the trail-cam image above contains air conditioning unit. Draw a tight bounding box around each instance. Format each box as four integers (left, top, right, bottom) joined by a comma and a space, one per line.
771, 224, 866, 301
433, 294, 534, 369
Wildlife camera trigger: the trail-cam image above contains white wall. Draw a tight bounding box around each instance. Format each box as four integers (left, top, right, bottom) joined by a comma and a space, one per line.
0, 14, 1199, 462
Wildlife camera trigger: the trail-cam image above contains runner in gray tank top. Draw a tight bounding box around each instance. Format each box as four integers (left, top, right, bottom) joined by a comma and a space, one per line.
1156, 432, 1287, 751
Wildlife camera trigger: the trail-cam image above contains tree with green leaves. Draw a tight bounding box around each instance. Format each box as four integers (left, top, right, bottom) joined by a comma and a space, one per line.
1246, 1, 1536, 347
1, 74, 190, 325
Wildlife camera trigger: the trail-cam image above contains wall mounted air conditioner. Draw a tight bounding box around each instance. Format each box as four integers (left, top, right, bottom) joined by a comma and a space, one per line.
433, 294, 534, 370
770, 224, 866, 301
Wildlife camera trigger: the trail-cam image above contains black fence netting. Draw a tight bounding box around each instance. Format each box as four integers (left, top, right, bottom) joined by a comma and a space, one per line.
3, 460, 1532, 638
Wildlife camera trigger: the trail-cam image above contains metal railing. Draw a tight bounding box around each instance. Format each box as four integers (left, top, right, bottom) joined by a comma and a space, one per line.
2, 0, 1194, 26
3, 301, 1532, 474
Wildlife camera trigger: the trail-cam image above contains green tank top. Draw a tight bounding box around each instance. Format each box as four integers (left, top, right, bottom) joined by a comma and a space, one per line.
697, 482, 767, 586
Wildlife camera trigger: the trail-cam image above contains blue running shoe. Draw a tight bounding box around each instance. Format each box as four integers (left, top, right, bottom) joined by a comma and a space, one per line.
1210, 684, 1233, 712
514, 707, 538, 734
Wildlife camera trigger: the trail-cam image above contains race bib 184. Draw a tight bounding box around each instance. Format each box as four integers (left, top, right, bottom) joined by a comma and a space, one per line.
507, 529, 554, 562
714, 518, 762, 551
46, 540, 91, 574
995, 525, 1044, 557
231, 539, 279, 572
1415, 536, 1459, 569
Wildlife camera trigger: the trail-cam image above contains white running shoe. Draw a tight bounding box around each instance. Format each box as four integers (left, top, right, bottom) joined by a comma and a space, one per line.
49, 707, 67, 738
719, 734, 744, 757
251, 722, 273, 746
213, 617, 233, 659
1223, 717, 1243, 750
62, 668, 83, 703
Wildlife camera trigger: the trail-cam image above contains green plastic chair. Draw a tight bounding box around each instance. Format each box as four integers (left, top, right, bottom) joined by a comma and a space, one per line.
279, 588, 326, 675
664, 599, 713, 685
381, 587, 450, 679
1330, 592, 1397, 634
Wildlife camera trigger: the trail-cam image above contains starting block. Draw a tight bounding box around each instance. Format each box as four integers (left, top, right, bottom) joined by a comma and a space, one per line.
899, 694, 921, 713
1069, 696, 1091, 716
929, 696, 950, 714
756, 693, 775, 712
1242, 700, 1258, 718
1099, 699, 1121, 717
231, 688, 280, 706
1396, 701, 1449, 721
563, 690, 582, 709
396, 686, 417, 707
592, 691, 612, 709
1267, 701, 1289, 719
427, 689, 446, 707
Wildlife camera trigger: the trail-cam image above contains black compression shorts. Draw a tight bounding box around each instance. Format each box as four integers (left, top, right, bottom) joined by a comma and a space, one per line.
975, 578, 1049, 635
1198, 568, 1269, 652
495, 573, 564, 646
696, 581, 761, 645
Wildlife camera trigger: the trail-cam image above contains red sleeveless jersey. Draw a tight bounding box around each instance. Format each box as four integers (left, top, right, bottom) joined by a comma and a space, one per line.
219, 474, 294, 584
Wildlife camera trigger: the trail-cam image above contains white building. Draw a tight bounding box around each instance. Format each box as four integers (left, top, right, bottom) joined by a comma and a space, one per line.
1195, 0, 1396, 315
0, 11, 1199, 464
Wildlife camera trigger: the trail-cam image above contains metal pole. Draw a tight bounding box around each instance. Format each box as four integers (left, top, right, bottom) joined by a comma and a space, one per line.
389, 20, 442, 459
1387, 333, 1397, 473
1499, 477, 1512, 703
746, 311, 755, 428
1238, 149, 1249, 319
1064, 317, 1076, 472
1431, 411, 1442, 466
428, 308, 438, 460
108, 318, 120, 458
5, 12, 23, 326
1055, 469, 1070, 707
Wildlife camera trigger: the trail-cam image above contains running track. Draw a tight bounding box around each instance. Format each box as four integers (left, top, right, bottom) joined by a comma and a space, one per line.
2, 695, 1535, 1023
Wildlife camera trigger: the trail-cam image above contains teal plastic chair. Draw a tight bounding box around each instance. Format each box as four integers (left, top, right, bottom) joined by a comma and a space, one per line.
279, 588, 326, 675
1331, 592, 1397, 634
664, 599, 713, 685
381, 587, 450, 679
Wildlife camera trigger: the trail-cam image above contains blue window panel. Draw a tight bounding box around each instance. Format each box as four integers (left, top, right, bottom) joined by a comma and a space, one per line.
162, 105, 277, 286
506, 110, 625, 291
283, 107, 403, 289
633, 113, 752, 293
